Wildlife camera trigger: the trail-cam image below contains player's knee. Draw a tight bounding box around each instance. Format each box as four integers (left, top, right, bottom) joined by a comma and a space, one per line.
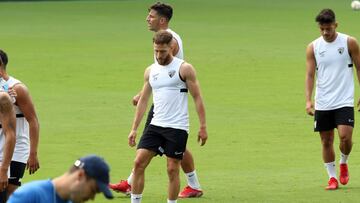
321, 138, 333, 148
167, 164, 180, 177
133, 159, 146, 172
339, 134, 352, 143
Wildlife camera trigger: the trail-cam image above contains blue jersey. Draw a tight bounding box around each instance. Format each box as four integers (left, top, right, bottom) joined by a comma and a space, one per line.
8, 179, 71, 203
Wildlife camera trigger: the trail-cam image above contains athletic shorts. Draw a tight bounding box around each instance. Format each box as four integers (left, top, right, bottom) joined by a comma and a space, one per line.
8, 161, 26, 186
143, 104, 154, 134
314, 107, 354, 132
137, 124, 188, 160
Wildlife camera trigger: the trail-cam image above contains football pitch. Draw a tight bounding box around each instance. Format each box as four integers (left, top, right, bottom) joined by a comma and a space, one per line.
1, 0, 360, 202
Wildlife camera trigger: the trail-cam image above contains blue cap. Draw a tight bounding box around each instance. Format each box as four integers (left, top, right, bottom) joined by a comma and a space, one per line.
74, 155, 113, 199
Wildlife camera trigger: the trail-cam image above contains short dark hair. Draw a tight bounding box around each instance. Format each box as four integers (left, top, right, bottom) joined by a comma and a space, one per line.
153, 30, 173, 45
315, 9, 336, 24
149, 2, 173, 21
0, 49, 8, 68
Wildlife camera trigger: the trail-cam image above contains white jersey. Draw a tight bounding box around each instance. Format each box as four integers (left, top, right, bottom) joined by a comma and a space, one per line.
313, 32, 354, 110
154, 28, 184, 63
0, 76, 30, 163
149, 57, 189, 132
167, 28, 184, 59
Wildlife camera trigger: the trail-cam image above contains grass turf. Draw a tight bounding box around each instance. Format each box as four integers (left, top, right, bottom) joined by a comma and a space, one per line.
1, 0, 360, 202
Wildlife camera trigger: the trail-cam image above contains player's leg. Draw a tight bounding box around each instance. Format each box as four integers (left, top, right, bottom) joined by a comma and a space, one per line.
337, 125, 352, 185
320, 130, 338, 190
335, 107, 354, 185
179, 149, 203, 198
131, 148, 155, 203
109, 105, 155, 194
6, 161, 26, 199
315, 109, 338, 190
167, 157, 181, 202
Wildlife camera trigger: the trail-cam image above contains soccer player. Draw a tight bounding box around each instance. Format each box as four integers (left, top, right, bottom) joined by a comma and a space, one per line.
0, 49, 40, 200
0, 51, 17, 203
7, 155, 113, 203
109, 2, 204, 198
305, 8, 360, 190
128, 30, 207, 203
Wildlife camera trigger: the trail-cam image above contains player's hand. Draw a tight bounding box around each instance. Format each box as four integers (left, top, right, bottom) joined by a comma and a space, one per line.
357, 98, 360, 111
0, 169, 8, 192
132, 94, 141, 106
306, 101, 314, 116
197, 127, 208, 146
26, 153, 40, 175
128, 130, 137, 147
8, 87, 17, 98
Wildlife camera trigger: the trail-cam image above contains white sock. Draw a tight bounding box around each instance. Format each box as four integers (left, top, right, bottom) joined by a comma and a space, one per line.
131, 194, 142, 203
340, 152, 349, 164
127, 171, 134, 185
324, 162, 336, 179
185, 170, 201, 190
167, 199, 177, 203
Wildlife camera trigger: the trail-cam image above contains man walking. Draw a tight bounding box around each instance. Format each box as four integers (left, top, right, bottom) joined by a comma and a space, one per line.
305, 8, 360, 190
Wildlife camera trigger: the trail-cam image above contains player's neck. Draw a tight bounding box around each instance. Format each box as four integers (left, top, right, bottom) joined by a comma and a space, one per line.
52, 174, 72, 201
157, 25, 169, 32
323, 32, 338, 43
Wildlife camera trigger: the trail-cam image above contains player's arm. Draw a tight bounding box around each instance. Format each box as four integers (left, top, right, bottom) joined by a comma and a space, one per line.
0, 92, 16, 191
348, 37, 360, 110
170, 38, 180, 57
180, 63, 207, 146
305, 43, 316, 116
13, 84, 40, 174
128, 67, 152, 147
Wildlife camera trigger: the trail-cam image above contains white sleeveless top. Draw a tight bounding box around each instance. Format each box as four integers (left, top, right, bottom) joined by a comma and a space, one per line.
0, 76, 30, 163
167, 28, 184, 59
313, 32, 354, 110
149, 57, 189, 132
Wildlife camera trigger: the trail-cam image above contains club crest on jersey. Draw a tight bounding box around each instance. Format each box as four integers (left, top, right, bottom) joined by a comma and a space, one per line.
338, 47, 344, 54
168, 70, 176, 78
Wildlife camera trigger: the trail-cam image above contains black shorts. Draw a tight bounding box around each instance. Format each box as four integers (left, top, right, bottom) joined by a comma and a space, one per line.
8, 161, 26, 186
143, 104, 154, 134
137, 124, 188, 160
314, 107, 354, 132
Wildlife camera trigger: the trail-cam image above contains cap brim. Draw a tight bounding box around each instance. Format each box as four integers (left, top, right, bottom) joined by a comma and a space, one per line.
97, 181, 114, 199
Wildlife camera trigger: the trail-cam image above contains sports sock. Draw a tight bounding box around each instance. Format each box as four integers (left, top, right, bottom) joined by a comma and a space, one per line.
167, 199, 177, 203
127, 171, 134, 185
185, 170, 201, 190
340, 152, 349, 164
324, 161, 336, 179
131, 193, 142, 203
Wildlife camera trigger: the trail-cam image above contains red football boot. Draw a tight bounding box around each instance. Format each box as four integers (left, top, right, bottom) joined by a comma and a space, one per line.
178, 186, 203, 198
340, 163, 349, 185
109, 180, 131, 195
325, 177, 338, 190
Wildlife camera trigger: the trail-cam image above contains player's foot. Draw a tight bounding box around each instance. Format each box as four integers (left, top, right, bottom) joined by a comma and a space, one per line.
108, 180, 131, 195
340, 163, 349, 185
178, 186, 203, 198
325, 177, 338, 190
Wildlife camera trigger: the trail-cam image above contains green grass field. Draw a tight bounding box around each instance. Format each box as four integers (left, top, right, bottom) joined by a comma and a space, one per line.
1, 0, 360, 202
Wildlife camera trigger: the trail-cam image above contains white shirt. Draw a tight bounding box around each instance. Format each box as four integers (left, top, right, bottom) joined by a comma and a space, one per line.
149, 57, 189, 132
167, 28, 184, 59
313, 32, 354, 110
0, 76, 30, 163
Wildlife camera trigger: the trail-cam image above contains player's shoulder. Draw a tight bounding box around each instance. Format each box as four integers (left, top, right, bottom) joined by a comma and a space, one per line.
9, 180, 52, 202
347, 35, 359, 44
180, 61, 194, 70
